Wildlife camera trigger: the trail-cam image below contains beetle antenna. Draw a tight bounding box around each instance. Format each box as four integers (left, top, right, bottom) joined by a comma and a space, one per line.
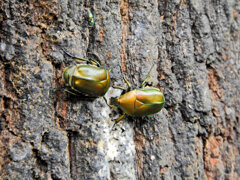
140, 64, 154, 88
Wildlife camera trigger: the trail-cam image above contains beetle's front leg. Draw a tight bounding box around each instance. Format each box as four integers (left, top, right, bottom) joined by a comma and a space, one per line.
140, 76, 150, 88
87, 52, 102, 66
123, 76, 131, 88
62, 48, 92, 64
140, 64, 154, 88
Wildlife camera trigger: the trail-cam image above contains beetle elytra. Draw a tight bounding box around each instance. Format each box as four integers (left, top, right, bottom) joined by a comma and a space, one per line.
113, 65, 165, 126
63, 50, 110, 98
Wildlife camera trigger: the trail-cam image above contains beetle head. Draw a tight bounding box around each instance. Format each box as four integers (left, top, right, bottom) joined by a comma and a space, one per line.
110, 97, 120, 106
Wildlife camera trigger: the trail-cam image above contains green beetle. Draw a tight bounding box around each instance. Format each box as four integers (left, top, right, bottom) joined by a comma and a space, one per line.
113, 66, 165, 125
63, 50, 110, 98
87, 9, 95, 27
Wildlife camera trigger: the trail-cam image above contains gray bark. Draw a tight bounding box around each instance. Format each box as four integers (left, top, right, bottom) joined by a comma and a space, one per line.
0, 0, 239, 179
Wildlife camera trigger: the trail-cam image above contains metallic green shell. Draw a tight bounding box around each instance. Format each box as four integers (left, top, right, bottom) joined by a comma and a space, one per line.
116, 88, 165, 116
88, 11, 95, 27
64, 64, 110, 97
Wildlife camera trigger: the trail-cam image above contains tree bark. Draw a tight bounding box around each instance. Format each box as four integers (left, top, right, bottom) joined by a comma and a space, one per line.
0, 0, 239, 179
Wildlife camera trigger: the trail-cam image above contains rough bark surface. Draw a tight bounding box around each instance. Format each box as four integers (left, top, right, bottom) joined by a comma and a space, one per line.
0, 0, 239, 179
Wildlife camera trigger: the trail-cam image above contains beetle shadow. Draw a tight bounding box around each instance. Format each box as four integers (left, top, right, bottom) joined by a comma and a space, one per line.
62, 91, 96, 103
134, 116, 150, 129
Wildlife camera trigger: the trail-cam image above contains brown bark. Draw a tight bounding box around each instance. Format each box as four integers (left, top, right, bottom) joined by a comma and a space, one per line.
0, 0, 239, 179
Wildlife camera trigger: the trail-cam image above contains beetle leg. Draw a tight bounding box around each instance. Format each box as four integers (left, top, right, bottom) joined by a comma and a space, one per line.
74, 57, 91, 63
140, 76, 150, 88
88, 58, 101, 66
87, 52, 102, 66
64, 85, 86, 96
115, 114, 126, 123
72, 57, 92, 64
65, 88, 96, 99
103, 96, 113, 108
64, 89, 80, 96
117, 64, 132, 89
112, 86, 126, 90
62, 49, 93, 64
140, 64, 154, 88
123, 76, 132, 88
112, 114, 126, 129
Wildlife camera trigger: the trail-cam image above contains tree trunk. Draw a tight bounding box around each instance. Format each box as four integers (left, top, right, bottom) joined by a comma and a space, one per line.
0, 0, 239, 179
